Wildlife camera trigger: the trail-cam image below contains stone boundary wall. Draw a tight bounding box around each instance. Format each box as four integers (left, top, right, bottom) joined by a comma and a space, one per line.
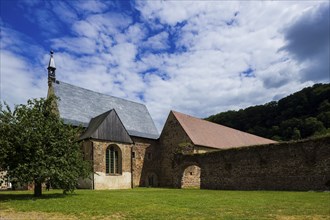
173, 136, 330, 191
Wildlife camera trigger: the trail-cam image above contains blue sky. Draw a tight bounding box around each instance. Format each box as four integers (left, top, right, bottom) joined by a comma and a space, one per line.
1, 0, 329, 131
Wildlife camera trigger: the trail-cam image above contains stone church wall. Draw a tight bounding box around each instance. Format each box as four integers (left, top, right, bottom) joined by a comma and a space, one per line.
158, 112, 193, 187
131, 137, 160, 187
172, 136, 330, 190
92, 140, 132, 189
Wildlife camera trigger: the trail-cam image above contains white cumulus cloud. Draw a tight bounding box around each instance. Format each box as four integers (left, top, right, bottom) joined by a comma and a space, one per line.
1, 0, 328, 131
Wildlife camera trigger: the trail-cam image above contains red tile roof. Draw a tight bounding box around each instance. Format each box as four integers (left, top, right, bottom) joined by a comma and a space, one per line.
172, 110, 277, 150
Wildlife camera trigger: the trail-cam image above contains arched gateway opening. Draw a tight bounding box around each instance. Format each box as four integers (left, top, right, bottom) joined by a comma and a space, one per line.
181, 165, 201, 189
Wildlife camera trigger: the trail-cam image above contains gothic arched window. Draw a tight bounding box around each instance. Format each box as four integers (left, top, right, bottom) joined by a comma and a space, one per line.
106, 145, 122, 175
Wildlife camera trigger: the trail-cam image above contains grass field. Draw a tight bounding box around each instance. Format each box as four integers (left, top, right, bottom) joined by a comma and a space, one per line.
0, 188, 329, 219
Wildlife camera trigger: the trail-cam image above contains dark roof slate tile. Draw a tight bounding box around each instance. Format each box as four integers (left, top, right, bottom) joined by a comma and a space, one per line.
53, 81, 159, 139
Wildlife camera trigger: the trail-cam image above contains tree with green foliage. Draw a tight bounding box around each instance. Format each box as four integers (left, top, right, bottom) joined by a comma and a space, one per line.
0, 96, 90, 197
206, 83, 330, 141
302, 117, 326, 137
317, 111, 330, 128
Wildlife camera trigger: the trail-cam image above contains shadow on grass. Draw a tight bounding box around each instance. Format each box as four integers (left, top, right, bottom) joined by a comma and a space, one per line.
0, 191, 77, 202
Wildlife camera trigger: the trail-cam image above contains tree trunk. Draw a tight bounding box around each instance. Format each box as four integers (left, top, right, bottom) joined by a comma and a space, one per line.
34, 181, 42, 197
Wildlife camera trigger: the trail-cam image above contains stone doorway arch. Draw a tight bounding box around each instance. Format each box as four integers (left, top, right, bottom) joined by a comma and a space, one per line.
181, 165, 201, 189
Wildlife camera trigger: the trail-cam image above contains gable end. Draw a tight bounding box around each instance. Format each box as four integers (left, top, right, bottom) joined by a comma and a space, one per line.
80, 109, 133, 143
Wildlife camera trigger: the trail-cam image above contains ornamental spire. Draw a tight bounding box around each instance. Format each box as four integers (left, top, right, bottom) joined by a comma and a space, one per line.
47, 50, 56, 86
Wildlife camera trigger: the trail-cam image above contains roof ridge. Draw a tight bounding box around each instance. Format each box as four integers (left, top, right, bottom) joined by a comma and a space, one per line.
56, 80, 146, 107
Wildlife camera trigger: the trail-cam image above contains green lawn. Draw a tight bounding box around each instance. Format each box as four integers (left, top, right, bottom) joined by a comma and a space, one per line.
0, 188, 329, 219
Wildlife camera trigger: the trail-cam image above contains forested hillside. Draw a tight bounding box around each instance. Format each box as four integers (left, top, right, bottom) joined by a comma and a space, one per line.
207, 84, 330, 141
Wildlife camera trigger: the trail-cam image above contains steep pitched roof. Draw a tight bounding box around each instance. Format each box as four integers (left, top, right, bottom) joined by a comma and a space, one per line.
172, 111, 277, 150
52, 81, 159, 139
79, 109, 133, 143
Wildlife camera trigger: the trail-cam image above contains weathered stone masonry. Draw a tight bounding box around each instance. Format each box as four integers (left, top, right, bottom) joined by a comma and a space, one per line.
80, 137, 160, 189
159, 112, 193, 187
131, 137, 159, 187
158, 111, 227, 188
80, 140, 133, 189
172, 136, 330, 191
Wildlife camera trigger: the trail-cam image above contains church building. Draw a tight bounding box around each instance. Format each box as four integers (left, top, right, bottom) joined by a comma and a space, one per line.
46, 52, 276, 189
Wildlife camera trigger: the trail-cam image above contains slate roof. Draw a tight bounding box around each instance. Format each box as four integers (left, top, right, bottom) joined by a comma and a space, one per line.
53, 81, 159, 139
172, 111, 277, 149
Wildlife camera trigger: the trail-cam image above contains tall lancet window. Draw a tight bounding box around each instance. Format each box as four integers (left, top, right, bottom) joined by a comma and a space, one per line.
106, 145, 122, 175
